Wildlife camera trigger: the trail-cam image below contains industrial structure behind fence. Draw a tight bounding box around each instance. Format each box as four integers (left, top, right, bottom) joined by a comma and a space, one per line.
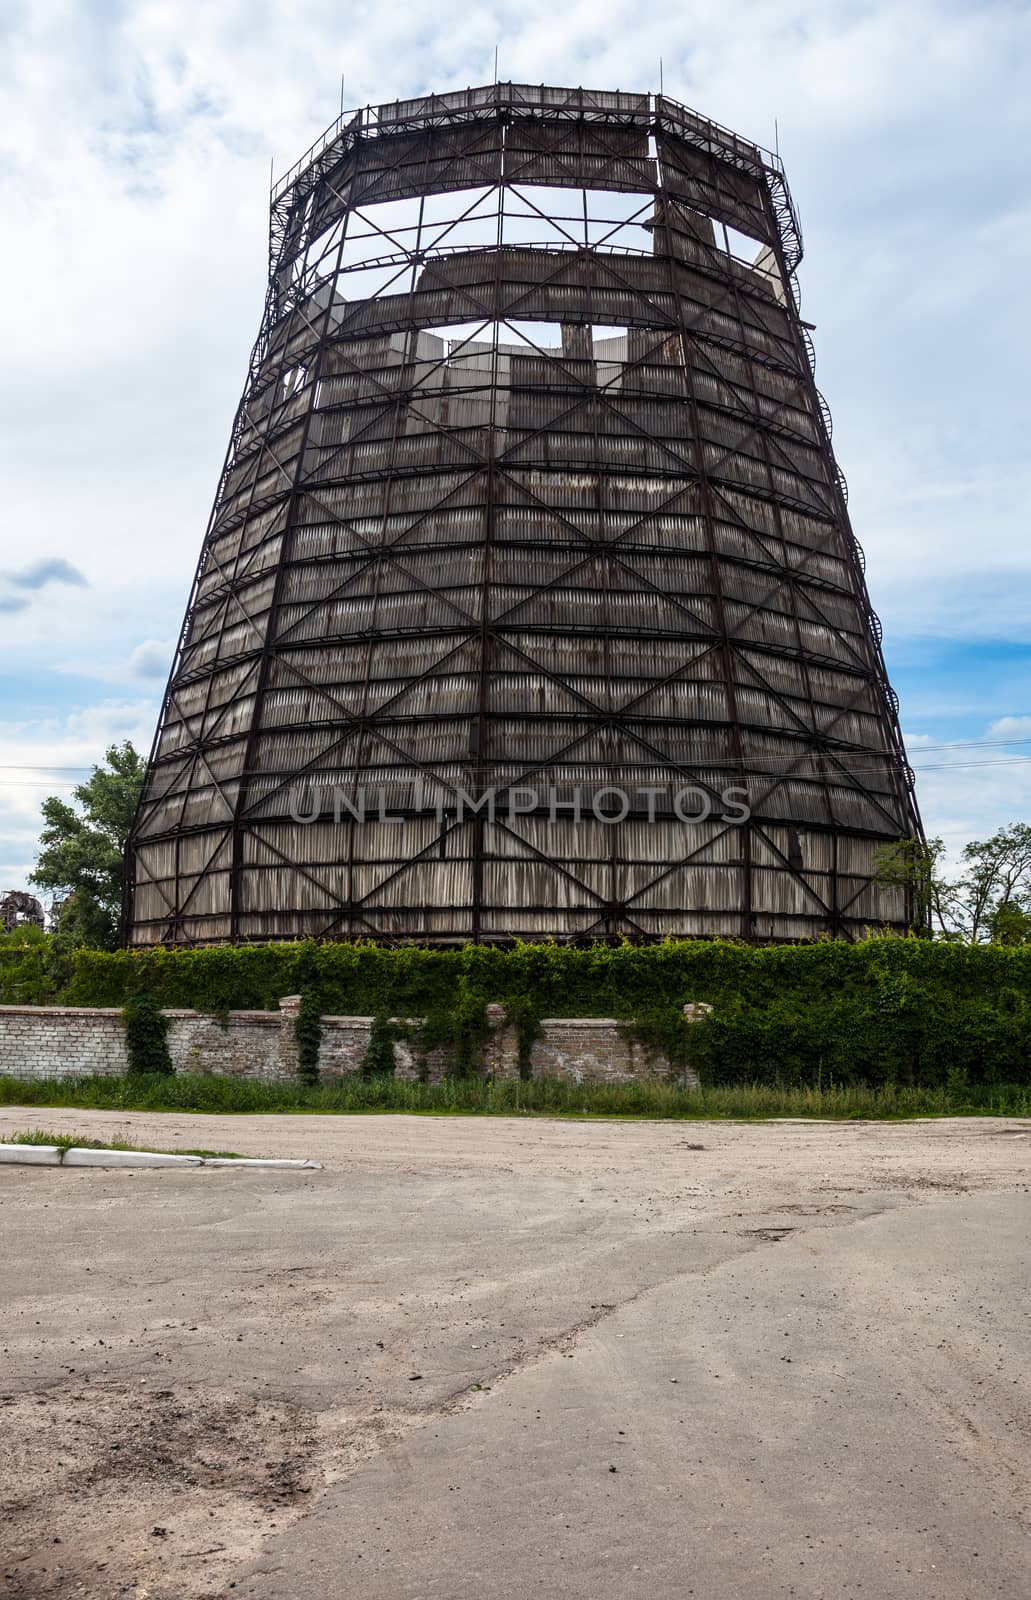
128, 83, 921, 946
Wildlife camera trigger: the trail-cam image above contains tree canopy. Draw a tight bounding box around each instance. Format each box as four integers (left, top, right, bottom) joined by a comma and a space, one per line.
873, 823, 1031, 943
30, 741, 146, 950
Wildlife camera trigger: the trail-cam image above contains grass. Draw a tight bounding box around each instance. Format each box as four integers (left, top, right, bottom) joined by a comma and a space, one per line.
2, 1126, 244, 1157
179, 1147, 250, 1159
5, 1128, 92, 1151
0, 1073, 1029, 1121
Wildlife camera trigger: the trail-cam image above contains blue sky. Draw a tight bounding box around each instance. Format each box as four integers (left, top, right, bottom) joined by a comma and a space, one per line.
2, 0, 1030, 895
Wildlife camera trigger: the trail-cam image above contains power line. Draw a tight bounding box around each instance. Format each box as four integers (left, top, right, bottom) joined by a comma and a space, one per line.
4, 755, 1031, 789
4, 732, 1031, 774
0, 730, 1030, 772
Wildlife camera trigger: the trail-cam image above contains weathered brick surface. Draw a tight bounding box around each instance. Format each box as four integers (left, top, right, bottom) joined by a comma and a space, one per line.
390, 1021, 451, 1083
0, 1006, 128, 1080
531, 1018, 658, 1085
165, 1011, 284, 1080
319, 1016, 375, 1079
530, 1018, 700, 1089
0, 1003, 696, 1085
483, 1004, 521, 1079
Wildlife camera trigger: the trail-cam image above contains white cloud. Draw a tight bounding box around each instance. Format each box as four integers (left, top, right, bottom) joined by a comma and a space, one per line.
904, 729, 1031, 864
128, 640, 174, 681
0, 701, 159, 889
987, 716, 1031, 744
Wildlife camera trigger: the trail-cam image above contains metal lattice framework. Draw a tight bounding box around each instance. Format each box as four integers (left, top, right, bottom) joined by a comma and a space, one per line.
127, 83, 922, 946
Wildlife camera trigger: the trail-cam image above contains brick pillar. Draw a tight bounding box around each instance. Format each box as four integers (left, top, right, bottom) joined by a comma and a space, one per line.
278, 994, 302, 1080
483, 1003, 520, 1078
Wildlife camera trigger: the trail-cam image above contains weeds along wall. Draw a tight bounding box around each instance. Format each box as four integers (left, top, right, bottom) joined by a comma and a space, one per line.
2, 939, 1031, 1088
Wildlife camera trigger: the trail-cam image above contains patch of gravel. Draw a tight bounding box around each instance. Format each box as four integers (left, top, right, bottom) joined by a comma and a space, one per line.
2, 1110, 1029, 1597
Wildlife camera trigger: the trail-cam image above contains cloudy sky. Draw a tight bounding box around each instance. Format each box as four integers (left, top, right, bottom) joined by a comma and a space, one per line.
2, 0, 1030, 894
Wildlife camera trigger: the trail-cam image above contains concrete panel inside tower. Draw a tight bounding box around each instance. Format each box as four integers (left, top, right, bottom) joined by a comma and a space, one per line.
127, 85, 921, 946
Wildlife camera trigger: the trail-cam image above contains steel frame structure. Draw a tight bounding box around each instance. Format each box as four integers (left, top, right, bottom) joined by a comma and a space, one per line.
127, 82, 922, 945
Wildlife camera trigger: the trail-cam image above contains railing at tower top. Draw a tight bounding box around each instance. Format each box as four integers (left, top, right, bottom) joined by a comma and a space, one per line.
270, 82, 790, 204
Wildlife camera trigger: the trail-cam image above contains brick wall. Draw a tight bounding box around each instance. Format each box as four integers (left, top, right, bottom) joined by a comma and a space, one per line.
318, 1016, 377, 1078
0, 1006, 128, 1080
531, 1018, 680, 1085
165, 1010, 284, 1080
0, 1001, 701, 1086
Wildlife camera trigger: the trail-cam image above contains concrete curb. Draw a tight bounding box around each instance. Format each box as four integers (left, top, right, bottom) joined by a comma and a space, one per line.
200, 1156, 322, 1168
63, 1148, 203, 1168
0, 1143, 322, 1170
0, 1144, 62, 1165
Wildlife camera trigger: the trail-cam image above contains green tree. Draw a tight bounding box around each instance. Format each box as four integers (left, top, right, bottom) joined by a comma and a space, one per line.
873, 824, 1031, 943
30, 741, 146, 950
870, 835, 955, 937
987, 898, 1031, 946
0, 920, 48, 948
958, 823, 1031, 943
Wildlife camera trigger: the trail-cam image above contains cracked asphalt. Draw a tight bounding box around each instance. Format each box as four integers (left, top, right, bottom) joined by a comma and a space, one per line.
1, 1109, 1029, 1598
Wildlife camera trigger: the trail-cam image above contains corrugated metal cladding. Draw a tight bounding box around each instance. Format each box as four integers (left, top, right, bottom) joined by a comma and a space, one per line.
128, 84, 921, 947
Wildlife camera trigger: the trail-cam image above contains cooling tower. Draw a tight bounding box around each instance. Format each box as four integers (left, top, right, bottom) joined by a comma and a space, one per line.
127, 84, 921, 945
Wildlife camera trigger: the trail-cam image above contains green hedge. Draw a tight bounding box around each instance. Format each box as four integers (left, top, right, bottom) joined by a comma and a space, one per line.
295, 991, 322, 1085
2, 937, 1031, 1088
17, 936, 1031, 1014
123, 992, 174, 1077
0, 941, 73, 1006
692, 987, 1031, 1089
